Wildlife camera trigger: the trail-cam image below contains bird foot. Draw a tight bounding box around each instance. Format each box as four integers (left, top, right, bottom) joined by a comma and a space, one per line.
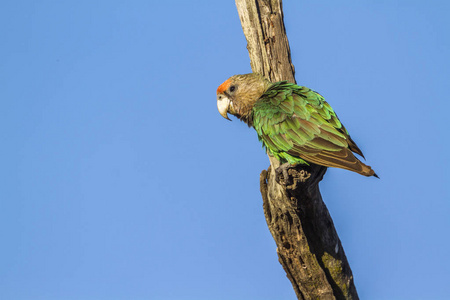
275, 163, 294, 186
275, 163, 312, 189
295, 169, 312, 183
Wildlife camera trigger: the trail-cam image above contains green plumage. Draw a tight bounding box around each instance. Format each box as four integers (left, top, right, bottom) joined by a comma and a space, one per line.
216, 73, 377, 177
252, 81, 375, 176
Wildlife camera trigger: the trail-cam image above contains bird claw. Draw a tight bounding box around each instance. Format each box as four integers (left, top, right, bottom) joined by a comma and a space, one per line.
275, 163, 294, 186
296, 169, 312, 183
275, 163, 312, 188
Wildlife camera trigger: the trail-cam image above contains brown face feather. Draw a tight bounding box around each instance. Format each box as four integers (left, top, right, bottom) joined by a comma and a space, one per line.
217, 73, 271, 124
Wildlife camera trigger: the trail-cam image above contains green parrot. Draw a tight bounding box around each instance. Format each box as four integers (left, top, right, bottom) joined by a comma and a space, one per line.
216, 73, 378, 177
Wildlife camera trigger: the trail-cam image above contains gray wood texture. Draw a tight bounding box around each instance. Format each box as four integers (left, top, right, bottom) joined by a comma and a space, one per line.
235, 1, 359, 299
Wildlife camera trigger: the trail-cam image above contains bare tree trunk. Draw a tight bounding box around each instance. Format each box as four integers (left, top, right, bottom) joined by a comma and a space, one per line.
235, 1, 359, 299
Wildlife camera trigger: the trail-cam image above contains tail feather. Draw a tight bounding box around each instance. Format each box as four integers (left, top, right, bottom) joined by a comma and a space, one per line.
299, 148, 378, 177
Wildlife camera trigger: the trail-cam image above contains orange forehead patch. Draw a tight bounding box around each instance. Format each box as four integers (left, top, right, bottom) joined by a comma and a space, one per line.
217, 79, 231, 94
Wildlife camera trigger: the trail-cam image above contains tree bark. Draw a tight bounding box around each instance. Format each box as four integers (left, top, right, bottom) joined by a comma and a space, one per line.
235, 1, 359, 299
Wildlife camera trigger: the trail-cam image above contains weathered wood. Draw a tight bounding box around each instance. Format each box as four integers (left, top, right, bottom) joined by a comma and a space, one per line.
235, 0, 295, 83
235, 0, 359, 299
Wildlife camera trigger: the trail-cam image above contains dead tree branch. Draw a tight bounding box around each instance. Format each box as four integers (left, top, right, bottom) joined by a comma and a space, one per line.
235, 1, 359, 299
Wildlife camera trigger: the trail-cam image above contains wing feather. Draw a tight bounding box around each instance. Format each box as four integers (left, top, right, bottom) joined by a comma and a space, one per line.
253, 82, 375, 176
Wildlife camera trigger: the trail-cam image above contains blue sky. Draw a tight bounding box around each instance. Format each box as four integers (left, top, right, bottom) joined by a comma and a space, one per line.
1, 1, 449, 299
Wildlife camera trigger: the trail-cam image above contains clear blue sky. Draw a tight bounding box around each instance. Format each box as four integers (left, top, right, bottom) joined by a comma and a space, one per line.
1, 1, 449, 299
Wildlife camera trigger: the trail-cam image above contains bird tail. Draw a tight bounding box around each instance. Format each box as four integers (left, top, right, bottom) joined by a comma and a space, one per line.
358, 162, 379, 178
299, 148, 379, 178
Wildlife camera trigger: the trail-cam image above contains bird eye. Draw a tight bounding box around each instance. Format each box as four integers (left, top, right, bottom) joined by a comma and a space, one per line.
229, 85, 236, 92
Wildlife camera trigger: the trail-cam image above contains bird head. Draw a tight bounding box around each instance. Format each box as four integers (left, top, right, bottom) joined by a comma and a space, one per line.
216, 73, 271, 123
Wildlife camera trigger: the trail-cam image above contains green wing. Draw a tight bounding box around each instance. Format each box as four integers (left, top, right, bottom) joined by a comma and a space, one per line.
253, 81, 375, 177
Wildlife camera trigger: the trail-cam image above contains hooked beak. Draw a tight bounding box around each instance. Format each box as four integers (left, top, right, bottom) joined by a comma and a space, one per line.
217, 94, 232, 121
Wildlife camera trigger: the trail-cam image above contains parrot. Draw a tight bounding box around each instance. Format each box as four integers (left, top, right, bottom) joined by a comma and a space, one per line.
216, 73, 378, 178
